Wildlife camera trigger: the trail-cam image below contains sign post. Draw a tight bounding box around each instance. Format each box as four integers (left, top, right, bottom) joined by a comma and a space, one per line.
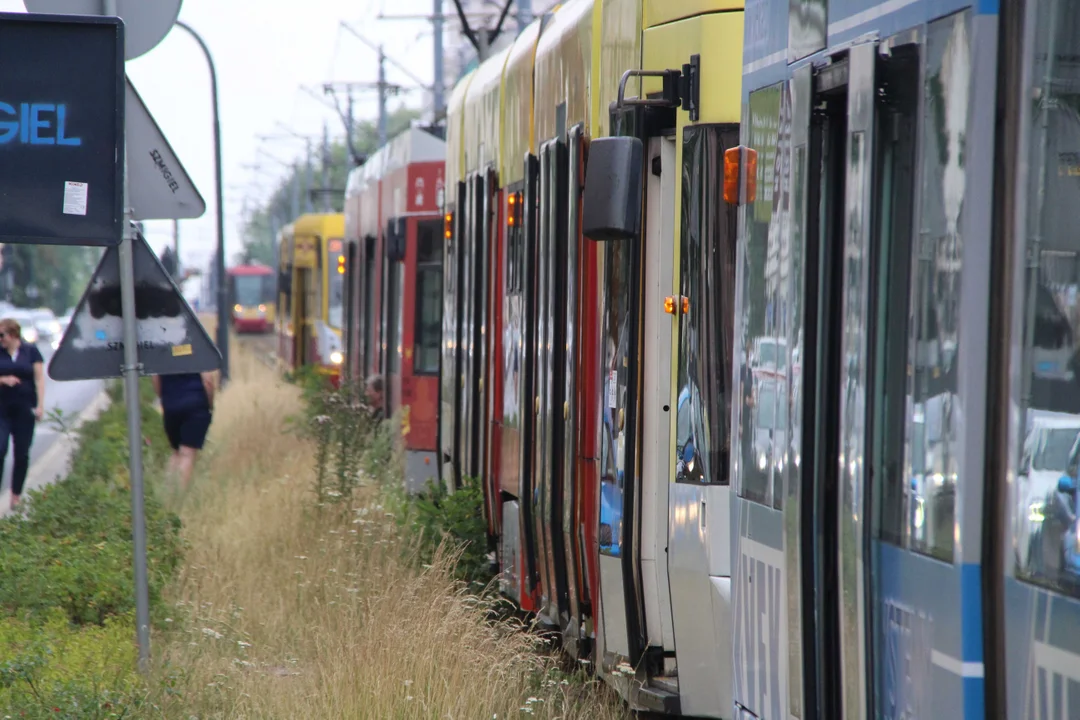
21, 0, 202, 673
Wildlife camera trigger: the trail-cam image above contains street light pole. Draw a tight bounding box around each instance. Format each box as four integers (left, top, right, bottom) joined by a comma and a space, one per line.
175, 20, 228, 383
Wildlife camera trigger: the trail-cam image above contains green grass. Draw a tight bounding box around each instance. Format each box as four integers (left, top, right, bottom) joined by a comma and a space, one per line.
0, 378, 182, 717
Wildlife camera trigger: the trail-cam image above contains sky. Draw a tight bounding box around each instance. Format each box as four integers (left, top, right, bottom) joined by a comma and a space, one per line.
0, 0, 476, 300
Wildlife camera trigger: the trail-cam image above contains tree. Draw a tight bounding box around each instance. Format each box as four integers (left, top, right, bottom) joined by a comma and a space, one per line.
3, 244, 97, 313
238, 106, 423, 268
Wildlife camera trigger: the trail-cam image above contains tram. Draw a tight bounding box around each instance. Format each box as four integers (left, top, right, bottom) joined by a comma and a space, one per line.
343, 125, 446, 492
440, 0, 744, 714
227, 263, 275, 334
276, 213, 346, 383
729, 0, 1080, 718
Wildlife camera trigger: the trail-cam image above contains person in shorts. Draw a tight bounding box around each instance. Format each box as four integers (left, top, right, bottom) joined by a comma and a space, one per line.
151, 371, 216, 490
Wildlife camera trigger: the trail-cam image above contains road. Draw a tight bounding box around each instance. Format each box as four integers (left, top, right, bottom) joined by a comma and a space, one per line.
0, 344, 105, 496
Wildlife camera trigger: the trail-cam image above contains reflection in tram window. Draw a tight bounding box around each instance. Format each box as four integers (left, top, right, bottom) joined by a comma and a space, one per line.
415, 221, 443, 375
1014, 0, 1080, 596
676, 125, 739, 485
904, 13, 971, 562
599, 241, 631, 557
737, 83, 793, 510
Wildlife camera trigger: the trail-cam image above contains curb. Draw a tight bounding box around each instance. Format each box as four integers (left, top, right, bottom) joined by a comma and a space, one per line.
0, 389, 112, 517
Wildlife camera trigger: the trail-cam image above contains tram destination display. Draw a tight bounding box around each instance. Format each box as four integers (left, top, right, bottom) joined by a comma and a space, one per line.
0, 12, 124, 246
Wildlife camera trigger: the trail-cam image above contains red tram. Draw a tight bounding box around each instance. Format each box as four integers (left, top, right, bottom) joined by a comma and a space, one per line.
343, 126, 446, 493
227, 263, 275, 334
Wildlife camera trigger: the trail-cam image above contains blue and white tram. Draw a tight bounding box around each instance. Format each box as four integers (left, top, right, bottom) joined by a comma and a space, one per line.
729, 0, 1080, 717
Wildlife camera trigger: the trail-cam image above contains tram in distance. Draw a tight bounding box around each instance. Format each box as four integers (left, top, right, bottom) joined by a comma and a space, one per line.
226, 263, 276, 334
276, 213, 347, 384
728, 0, 1080, 717
439, 0, 744, 715
342, 125, 447, 493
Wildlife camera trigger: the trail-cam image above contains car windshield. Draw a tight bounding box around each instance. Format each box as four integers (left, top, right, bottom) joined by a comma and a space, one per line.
757, 341, 787, 369
1033, 427, 1080, 472
756, 384, 788, 428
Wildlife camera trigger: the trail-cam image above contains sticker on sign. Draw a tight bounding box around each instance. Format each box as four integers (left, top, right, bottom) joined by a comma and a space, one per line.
63, 181, 88, 215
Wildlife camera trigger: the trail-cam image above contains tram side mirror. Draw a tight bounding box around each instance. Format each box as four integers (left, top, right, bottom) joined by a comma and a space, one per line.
582, 136, 643, 241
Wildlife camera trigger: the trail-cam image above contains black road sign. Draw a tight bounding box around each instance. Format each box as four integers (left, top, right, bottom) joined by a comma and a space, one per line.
49, 233, 222, 381
0, 12, 124, 247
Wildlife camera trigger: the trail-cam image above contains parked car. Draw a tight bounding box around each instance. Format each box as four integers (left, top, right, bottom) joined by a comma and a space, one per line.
29, 308, 61, 350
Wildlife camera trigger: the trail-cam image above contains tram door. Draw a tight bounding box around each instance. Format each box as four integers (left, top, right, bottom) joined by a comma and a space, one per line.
781, 31, 949, 720
764, 40, 901, 720
590, 111, 649, 676
440, 190, 466, 489
533, 138, 570, 627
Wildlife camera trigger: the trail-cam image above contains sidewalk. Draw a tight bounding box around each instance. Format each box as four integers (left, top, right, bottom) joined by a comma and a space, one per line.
0, 390, 111, 518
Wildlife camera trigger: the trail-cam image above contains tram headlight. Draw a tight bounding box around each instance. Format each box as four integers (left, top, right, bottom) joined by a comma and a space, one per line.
234, 304, 242, 313
329, 350, 344, 365
758, 452, 767, 471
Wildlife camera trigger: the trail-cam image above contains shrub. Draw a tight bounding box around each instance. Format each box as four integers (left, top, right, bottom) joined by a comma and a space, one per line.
0, 378, 183, 626
299, 379, 495, 588
0, 611, 143, 718
404, 472, 493, 588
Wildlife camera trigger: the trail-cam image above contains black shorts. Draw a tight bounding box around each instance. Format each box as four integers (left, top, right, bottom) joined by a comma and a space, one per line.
163, 406, 212, 451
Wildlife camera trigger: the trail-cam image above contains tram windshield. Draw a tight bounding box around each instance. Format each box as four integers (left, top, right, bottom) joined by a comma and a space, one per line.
232, 274, 273, 308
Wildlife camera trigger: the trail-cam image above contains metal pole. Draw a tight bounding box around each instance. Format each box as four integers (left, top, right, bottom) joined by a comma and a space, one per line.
305, 139, 314, 213
516, 0, 531, 34
377, 47, 388, 147
290, 164, 300, 220
176, 21, 228, 383
102, 0, 150, 675
433, 0, 445, 117
173, 219, 179, 259
321, 122, 331, 212
477, 25, 489, 63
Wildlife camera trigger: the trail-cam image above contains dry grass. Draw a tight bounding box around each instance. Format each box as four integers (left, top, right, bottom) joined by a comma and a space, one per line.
146, 340, 627, 719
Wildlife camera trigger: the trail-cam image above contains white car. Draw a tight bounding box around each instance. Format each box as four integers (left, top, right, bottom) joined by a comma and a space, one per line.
1016, 411, 1080, 569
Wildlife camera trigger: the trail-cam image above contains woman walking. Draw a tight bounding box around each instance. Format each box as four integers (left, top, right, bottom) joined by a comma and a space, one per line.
0, 317, 45, 510
151, 371, 216, 491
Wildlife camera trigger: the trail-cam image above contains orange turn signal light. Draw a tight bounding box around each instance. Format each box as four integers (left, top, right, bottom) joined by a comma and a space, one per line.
723, 146, 758, 206
444, 212, 454, 240
664, 295, 690, 315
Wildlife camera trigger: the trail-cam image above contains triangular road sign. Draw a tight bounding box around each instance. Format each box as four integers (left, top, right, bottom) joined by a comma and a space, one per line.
126, 77, 206, 221
49, 233, 221, 381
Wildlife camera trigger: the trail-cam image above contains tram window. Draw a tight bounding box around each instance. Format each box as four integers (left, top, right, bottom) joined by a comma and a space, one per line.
506, 192, 523, 295
328, 239, 344, 330
900, 12, 971, 562
676, 124, 739, 485
1013, 0, 1080, 594
736, 83, 791, 509
415, 220, 443, 375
